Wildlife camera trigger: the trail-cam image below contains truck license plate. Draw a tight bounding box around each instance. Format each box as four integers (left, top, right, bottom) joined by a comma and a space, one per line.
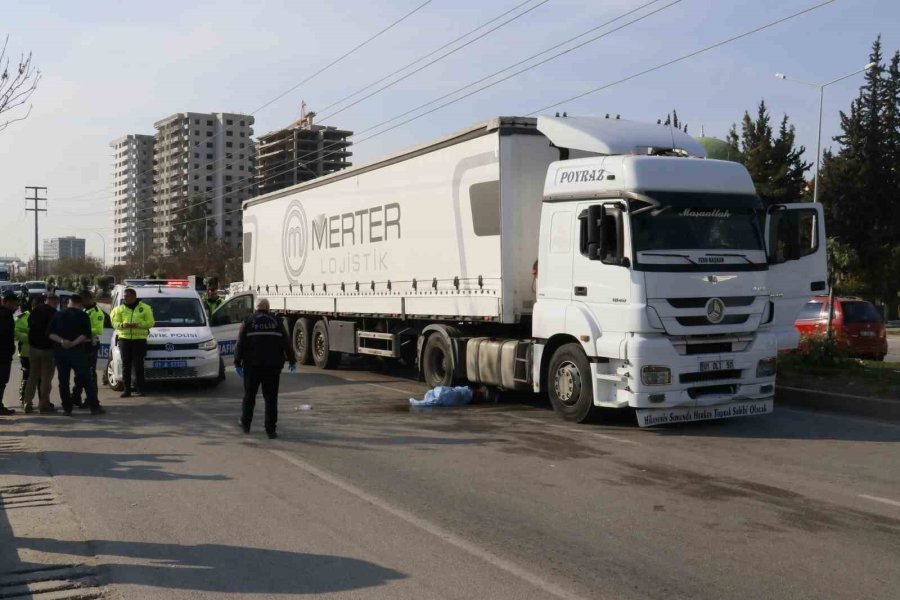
860, 331, 876, 337
699, 359, 733, 372
152, 360, 188, 369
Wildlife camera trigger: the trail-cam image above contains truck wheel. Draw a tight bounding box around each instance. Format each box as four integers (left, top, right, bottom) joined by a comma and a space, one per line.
312, 320, 341, 370
106, 359, 124, 392
293, 317, 314, 365
547, 344, 597, 423
422, 334, 454, 388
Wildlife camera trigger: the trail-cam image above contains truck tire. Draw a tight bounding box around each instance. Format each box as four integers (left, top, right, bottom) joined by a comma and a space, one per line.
312, 320, 341, 370
293, 317, 314, 365
547, 344, 597, 423
422, 333, 454, 388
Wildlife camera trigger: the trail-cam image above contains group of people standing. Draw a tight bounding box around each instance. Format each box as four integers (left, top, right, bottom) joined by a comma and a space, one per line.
0, 290, 105, 416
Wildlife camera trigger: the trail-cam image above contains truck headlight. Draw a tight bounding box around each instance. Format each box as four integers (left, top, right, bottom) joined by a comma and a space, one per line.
756, 357, 776, 378
641, 365, 671, 386
200, 339, 218, 351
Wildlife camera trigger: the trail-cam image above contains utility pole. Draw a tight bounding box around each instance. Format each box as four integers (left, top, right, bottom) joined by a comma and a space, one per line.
25, 186, 47, 278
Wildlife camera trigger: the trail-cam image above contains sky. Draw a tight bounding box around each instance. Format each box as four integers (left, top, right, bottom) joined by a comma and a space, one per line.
1, 0, 897, 261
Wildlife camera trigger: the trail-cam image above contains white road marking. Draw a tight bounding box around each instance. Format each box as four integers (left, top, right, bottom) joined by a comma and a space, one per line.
858, 494, 900, 508
169, 397, 596, 600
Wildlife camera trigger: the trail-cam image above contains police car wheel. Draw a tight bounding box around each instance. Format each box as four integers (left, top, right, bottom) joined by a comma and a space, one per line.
106, 360, 124, 392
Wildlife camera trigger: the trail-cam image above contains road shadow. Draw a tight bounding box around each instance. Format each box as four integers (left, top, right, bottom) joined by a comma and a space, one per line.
18, 537, 405, 595
0, 449, 230, 482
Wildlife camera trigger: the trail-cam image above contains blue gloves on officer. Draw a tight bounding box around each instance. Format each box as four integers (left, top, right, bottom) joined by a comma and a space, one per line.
235, 366, 244, 378
289, 363, 297, 374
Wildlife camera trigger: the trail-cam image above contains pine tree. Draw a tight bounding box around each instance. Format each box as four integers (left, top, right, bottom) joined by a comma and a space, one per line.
729, 100, 811, 206
661, 110, 688, 133
819, 36, 900, 317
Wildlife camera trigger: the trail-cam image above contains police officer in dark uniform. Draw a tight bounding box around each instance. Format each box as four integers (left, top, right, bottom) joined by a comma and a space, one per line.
234, 298, 296, 439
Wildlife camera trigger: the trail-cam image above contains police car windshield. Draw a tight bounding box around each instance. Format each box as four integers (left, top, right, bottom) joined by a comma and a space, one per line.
137, 297, 206, 327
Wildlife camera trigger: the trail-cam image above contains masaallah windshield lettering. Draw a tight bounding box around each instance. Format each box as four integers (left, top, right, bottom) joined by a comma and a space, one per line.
680, 208, 732, 218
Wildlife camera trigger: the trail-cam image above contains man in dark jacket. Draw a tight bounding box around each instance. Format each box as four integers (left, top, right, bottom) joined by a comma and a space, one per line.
234, 298, 296, 439
49, 294, 103, 416
22, 295, 58, 414
0, 292, 20, 415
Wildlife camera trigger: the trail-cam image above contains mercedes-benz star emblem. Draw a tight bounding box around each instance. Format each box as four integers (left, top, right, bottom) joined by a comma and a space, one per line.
705, 297, 726, 324
165, 343, 175, 352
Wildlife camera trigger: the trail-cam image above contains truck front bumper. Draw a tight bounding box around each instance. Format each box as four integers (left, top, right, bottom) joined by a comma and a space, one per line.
594, 332, 778, 419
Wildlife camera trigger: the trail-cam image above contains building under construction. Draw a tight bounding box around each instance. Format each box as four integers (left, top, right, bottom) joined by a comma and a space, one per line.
256, 106, 352, 196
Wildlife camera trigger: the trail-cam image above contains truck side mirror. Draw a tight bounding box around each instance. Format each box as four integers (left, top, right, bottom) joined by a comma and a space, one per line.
600, 207, 625, 266
586, 204, 605, 260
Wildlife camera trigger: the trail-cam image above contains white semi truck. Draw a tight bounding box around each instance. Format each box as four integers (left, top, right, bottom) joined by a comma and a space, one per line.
210, 116, 826, 426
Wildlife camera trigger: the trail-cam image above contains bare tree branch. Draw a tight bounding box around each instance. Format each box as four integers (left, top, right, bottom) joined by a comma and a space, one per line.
0, 34, 40, 133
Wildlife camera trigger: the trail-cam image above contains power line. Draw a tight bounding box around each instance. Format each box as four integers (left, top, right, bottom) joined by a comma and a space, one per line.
315, 0, 551, 122
25, 186, 47, 277
527, 0, 838, 114
52, 0, 434, 204
315, 0, 537, 116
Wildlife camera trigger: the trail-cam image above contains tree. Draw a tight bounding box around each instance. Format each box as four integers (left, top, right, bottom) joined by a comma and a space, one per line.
0, 35, 40, 132
728, 100, 811, 206
659, 110, 688, 133
167, 195, 210, 253
819, 36, 900, 317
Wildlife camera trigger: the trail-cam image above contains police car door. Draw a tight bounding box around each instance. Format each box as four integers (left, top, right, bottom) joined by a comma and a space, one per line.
209, 291, 255, 358
764, 204, 827, 350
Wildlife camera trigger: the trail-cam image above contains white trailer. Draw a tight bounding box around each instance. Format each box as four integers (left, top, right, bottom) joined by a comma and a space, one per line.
211, 116, 826, 426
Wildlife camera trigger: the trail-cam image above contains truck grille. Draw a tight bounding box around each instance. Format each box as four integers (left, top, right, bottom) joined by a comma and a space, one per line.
685, 342, 732, 355
680, 369, 742, 384
667, 297, 755, 309
676, 315, 748, 327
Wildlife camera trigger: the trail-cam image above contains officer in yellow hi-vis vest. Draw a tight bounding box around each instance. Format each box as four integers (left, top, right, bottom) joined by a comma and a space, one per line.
72, 290, 106, 407
110, 288, 155, 398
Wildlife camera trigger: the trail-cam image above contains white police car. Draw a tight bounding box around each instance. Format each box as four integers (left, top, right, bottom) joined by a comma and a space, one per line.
104, 279, 224, 390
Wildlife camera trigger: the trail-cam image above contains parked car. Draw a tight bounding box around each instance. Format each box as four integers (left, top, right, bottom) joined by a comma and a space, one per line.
794, 296, 887, 360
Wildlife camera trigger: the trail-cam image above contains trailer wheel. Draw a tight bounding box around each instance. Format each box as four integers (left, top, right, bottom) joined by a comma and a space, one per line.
547, 344, 597, 423
293, 317, 314, 365
312, 320, 341, 370
422, 334, 454, 388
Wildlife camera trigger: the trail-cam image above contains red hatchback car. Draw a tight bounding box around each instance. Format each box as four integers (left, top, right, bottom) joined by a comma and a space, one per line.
794, 296, 888, 360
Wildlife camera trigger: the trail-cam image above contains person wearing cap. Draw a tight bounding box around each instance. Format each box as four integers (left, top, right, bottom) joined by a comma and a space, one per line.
0, 291, 19, 415
49, 294, 103, 415
22, 293, 59, 413
46, 293, 60, 311
234, 298, 296, 439
110, 287, 155, 397
71, 290, 105, 408
14, 295, 39, 406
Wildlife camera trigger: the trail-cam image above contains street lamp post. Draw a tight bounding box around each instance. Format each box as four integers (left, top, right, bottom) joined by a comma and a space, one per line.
775, 62, 876, 203
88, 231, 106, 266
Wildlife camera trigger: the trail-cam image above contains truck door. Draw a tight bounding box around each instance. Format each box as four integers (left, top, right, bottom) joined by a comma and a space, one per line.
572, 201, 632, 355
765, 203, 827, 350
209, 291, 255, 358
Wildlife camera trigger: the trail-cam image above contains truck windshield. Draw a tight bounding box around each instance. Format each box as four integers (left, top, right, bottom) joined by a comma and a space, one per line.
630, 191, 764, 253
138, 297, 207, 327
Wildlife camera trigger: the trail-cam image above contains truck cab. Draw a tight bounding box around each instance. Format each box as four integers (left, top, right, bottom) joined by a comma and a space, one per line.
533, 117, 826, 425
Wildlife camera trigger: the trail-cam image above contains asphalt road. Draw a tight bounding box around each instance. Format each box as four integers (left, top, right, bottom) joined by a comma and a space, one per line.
2, 360, 899, 599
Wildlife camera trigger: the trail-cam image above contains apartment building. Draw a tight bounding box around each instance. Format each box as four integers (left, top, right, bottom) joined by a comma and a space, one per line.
152, 112, 255, 254
111, 134, 155, 264
256, 110, 351, 196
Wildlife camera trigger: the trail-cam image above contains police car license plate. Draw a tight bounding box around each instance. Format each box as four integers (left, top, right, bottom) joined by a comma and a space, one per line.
699, 359, 734, 372
153, 360, 188, 369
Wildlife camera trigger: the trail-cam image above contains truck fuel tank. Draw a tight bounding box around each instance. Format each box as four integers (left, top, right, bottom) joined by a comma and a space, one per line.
466, 338, 532, 391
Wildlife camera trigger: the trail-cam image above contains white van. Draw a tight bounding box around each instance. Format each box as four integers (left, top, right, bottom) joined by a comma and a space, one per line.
104, 279, 224, 390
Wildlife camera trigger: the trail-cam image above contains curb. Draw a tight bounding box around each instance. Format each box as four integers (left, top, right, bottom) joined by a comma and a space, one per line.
775, 385, 900, 422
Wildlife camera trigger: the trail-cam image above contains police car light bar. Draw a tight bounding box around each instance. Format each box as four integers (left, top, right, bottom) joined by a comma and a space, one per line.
124, 279, 191, 287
